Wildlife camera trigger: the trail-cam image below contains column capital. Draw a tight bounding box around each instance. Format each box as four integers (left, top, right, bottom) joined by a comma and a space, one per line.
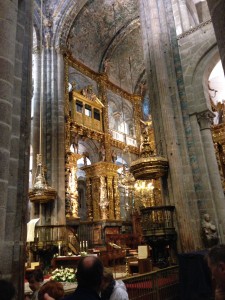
32, 46, 41, 55
196, 110, 215, 130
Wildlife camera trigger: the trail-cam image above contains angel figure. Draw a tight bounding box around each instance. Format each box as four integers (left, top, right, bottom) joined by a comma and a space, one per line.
140, 115, 152, 137
103, 58, 111, 74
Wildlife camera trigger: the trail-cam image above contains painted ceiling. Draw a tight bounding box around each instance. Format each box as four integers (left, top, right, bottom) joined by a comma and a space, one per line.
34, 0, 208, 98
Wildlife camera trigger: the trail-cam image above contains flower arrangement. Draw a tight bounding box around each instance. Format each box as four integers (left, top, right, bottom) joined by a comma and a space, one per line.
51, 267, 76, 282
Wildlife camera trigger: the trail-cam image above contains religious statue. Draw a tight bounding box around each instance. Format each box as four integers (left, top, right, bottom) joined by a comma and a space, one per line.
111, 149, 117, 163
140, 116, 154, 155
139, 81, 147, 97
99, 144, 106, 161
201, 213, 219, 248
71, 132, 79, 154
103, 58, 111, 74
82, 152, 88, 166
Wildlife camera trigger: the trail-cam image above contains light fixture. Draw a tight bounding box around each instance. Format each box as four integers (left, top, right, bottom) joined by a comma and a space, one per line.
29, 0, 56, 205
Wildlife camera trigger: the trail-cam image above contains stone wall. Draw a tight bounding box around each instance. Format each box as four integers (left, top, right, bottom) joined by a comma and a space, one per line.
178, 21, 225, 243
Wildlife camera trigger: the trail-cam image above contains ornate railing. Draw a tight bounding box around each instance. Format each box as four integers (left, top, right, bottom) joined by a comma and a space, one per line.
140, 206, 177, 267
123, 265, 179, 300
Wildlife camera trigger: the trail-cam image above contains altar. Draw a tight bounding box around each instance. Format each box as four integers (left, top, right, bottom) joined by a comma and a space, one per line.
51, 255, 82, 269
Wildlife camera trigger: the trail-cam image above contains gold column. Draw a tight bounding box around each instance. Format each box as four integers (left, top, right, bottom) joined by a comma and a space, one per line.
86, 178, 93, 221
100, 176, 109, 219
113, 176, 121, 220
107, 175, 114, 219
65, 152, 81, 219
91, 177, 101, 220
82, 162, 120, 221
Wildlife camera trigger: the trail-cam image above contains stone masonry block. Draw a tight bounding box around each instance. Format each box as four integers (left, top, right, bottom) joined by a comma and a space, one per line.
0, 58, 14, 85
8, 157, 19, 187
0, 180, 8, 207
9, 134, 20, 158
0, 122, 11, 149
0, 148, 10, 181
0, 97, 13, 125
6, 186, 17, 213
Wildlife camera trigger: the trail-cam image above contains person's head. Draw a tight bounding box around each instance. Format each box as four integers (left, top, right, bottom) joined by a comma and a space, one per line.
38, 281, 64, 300
100, 268, 115, 300
101, 268, 114, 291
204, 214, 210, 222
0, 279, 16, 300
207, 244, 225, 286
76, 256, 103, 292
26, 269, 44, 292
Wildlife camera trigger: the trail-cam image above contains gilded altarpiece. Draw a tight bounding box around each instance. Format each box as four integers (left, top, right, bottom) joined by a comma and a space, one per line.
82, 162, 120, 221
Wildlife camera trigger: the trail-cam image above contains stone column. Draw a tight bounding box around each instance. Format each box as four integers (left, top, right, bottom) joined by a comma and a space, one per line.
172, 0, 191, 34
98, 74, 112, 162
30, 48, 41, 219
132, 95, 142, 147
55, 49, 66, 224
0, 0, 33, 296
206, 0, 225, 73
139, 0, 202, 251
197, 110, 225, 242
0, 0, 18, 247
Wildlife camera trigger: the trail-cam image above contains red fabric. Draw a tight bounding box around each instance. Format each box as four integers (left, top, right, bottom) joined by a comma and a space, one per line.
126, 275, 177, 289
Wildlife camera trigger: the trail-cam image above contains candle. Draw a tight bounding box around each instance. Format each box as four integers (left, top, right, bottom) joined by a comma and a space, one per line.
58, 242, 62, 256
86, 241, 88, 249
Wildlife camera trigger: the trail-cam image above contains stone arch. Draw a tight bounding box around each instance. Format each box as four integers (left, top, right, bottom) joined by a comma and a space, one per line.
191, 44, 220, 113
179, 24, 217, 115
53, 0, 89, 50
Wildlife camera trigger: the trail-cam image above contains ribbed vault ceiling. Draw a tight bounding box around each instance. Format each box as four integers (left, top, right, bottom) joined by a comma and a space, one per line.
34, 0, 208, 95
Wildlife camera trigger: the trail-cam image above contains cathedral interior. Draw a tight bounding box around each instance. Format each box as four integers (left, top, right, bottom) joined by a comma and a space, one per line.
1, 0, 225, 297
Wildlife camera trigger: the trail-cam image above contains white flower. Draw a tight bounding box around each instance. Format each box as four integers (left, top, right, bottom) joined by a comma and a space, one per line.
50, 267, 76, 282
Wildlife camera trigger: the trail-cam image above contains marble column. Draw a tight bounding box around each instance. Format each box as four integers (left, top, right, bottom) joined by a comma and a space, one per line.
206, 0, 225, 73
139, 0, 202, 251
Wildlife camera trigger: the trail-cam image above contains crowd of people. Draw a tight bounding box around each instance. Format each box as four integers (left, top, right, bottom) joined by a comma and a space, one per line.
0, 256, 129, 300
1, 245, 225, 300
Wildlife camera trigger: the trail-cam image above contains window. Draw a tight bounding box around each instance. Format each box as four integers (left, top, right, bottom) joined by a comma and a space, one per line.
85, 104, 92, 117
94, 108, 100, 121
76, 100, 83, 113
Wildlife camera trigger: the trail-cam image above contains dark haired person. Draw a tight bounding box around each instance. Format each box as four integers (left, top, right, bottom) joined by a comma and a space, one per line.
0, 279, 16, 300
101, 268, 129, 300
207, 244, 225, 300
65, 256, 103, 300
25, 269, 44, 300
